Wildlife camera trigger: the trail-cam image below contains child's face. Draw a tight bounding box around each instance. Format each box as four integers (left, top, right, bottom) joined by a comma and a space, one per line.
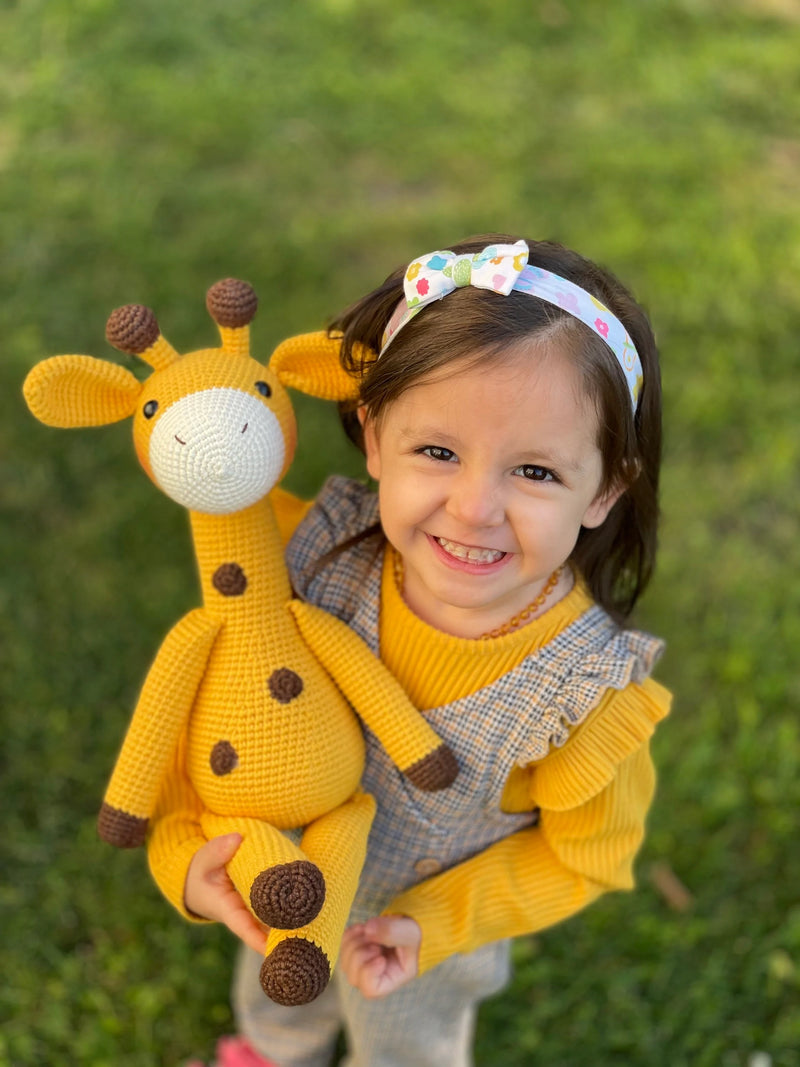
362, 346, 621, 638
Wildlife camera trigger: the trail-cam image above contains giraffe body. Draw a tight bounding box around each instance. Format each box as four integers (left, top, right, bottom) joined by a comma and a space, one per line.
185, 504, 366, 827
23, 282, 458, 1007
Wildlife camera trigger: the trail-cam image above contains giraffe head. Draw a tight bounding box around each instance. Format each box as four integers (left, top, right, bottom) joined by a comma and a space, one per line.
23, 280, 361, 515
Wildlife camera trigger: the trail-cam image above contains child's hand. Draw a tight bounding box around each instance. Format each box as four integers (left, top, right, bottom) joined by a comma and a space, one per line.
340, 915, 421, 998
184, 833, 268, 955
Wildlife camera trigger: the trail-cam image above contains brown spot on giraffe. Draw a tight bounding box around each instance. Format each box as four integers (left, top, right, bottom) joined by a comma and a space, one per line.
210, 740, 239, 776
212, 562, 247, 596
268, 668, 304, 704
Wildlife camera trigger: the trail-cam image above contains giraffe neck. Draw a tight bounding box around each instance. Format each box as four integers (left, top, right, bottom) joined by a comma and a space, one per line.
189, 498, 292, 624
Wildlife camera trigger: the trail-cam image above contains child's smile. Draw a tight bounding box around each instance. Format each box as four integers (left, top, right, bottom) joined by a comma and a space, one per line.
429, 533, 510, 571
363, 345, 622, 639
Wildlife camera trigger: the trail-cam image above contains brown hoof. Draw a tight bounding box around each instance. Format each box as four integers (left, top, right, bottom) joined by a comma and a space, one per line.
404, 743, 459, 791
97, 802, 149, 848
260, 938, 331, 1006
250, 861, 326, 929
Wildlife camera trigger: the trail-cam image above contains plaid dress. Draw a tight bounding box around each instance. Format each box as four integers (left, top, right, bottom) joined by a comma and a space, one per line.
235, 477, 664, 1067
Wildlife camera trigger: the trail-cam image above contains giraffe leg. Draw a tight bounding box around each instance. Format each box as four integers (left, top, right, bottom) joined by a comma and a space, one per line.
200, 813, 325, 930
259, 791, 376, 1006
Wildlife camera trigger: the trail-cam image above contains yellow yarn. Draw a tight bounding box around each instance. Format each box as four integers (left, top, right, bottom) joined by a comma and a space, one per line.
22, 289, 457, 1006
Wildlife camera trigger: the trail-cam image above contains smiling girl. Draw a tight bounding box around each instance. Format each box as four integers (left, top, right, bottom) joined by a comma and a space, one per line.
158, 235, 671, 1067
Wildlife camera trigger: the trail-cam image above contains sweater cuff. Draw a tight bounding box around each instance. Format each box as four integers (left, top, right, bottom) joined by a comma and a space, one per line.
147, 831, 212, 923
383, 829, 602, 976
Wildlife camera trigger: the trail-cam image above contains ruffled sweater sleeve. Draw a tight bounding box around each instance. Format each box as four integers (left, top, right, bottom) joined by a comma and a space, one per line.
385, 677, 670, 975
145, 485, 312, 920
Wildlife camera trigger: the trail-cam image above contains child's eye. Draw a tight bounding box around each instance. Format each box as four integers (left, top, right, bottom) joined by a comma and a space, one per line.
418, 446, 457, 462
514, 464, 556, 482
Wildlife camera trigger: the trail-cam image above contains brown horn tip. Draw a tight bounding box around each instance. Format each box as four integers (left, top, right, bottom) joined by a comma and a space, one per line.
206, 279, 258, 328
106, 304, 160, 354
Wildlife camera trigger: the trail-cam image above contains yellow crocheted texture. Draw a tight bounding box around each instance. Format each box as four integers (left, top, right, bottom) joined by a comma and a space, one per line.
24, 307, 451, 1001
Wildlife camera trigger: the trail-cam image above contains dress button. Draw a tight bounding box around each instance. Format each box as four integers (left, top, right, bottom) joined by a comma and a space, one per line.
413, 857, 443, 877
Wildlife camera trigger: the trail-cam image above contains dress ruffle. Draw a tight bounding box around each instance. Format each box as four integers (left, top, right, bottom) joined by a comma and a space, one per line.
528, 673, 671, 811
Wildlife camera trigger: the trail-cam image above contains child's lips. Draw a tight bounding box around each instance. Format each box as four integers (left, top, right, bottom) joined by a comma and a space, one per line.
427, 534, 512, 573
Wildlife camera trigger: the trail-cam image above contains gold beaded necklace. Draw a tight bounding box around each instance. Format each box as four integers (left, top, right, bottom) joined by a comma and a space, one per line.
392, 551, 563, 640
479, 566, 563, 639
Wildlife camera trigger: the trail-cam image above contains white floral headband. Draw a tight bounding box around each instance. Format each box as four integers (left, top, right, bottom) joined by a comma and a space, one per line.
380, 239, 643, 410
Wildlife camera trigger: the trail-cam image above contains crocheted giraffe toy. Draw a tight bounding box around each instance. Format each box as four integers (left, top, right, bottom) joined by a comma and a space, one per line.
23, 279, 457, 1007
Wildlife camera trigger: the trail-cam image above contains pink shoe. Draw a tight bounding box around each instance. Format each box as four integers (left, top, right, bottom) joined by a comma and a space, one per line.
186, 1035, 276, 1067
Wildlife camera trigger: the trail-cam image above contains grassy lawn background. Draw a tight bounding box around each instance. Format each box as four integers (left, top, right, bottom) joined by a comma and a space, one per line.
1, 1, 799, 1063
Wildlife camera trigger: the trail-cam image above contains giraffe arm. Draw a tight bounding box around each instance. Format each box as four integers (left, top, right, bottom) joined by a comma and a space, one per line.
287, 601, 458, 790
98, 608, 222, 848
146, 727, 210, 920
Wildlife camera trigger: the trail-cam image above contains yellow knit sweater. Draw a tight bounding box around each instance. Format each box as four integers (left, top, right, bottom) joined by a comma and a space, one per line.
147, 488, 670, 977
378, 543, 670, 974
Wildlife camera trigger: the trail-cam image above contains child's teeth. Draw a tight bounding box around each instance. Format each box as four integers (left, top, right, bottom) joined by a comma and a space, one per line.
436, 537, 504, 563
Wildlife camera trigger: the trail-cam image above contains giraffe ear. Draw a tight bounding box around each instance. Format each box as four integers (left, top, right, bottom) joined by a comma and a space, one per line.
268, 331, 364, 402
23, 354, 143, 428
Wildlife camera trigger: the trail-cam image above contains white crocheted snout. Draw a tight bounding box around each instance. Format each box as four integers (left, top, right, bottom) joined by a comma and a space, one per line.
148, 387, 285, 514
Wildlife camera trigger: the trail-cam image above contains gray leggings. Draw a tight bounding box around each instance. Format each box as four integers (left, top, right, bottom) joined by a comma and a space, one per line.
233, 940, 511, 1067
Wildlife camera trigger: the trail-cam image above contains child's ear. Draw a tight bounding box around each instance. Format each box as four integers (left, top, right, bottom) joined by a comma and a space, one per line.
582, 457, 640, 529
359, 407, 381, 482
581, 482, 625, 529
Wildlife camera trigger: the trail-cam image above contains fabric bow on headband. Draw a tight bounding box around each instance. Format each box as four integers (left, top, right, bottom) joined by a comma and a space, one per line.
380, 239, 643, 411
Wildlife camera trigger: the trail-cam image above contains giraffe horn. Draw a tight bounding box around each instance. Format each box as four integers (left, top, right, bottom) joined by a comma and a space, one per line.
106, 305, 180, 371
206, 279, 258, 358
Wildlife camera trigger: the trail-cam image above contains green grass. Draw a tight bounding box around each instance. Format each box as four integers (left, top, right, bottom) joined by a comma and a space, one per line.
2, 0, 799, 1063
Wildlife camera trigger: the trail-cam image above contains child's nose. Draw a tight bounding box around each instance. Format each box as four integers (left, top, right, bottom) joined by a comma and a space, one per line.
445, 470, 504, 528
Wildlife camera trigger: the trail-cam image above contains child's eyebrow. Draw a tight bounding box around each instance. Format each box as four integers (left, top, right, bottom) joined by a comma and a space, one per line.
521, 449, 587, 474
398, 425, 458, 445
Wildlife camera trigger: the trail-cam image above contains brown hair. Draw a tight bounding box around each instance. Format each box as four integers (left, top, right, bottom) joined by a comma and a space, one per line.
330, 234, 662, 623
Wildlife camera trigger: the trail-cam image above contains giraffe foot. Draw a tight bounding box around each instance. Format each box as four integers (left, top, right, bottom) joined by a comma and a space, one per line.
260, 937, 331, 1006
249, 861, 326, 929
404, 743, 459, 791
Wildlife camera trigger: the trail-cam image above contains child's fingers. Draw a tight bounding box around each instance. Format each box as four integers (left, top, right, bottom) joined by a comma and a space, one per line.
341, 923, 367, 948
340, 916, 421, 998
358, 951, 409, 999
221, 899, 269, 955
362, 914, 422, 950
184, 834, 251, 922
182, 834, 269, 954
202, 832, 244, 873
339, 926, 380, 979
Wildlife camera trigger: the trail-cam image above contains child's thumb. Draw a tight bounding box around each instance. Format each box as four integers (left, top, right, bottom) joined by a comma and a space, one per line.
365, 914, 421, 947
207, 832, 243, 865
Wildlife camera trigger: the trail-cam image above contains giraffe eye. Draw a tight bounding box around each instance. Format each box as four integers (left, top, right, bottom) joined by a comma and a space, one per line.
255, 381, 271, 398
143, 400, 159, 419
